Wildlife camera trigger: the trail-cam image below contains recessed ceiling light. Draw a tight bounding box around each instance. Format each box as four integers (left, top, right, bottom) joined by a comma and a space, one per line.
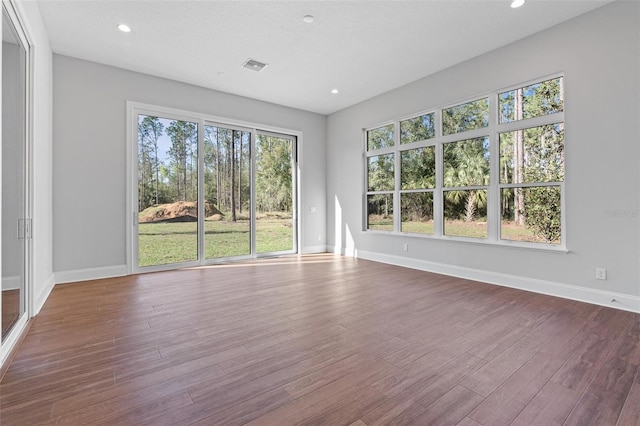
303, 15, 314, 23
331, 89, 339, 94
510, 0, 525, 8
117, 24, 131, 33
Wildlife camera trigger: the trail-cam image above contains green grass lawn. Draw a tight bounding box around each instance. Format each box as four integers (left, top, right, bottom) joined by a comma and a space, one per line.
397, 220, 487, 238
372, 219, 545, 242
139, 217, 550, 267
138, 218, 294, 267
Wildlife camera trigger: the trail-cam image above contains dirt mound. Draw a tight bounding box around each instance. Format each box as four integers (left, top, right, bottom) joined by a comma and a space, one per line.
139, 201, 223, 223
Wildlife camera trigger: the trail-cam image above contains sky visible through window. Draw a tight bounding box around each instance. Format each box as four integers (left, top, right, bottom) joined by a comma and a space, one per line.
138, 115, 174, 164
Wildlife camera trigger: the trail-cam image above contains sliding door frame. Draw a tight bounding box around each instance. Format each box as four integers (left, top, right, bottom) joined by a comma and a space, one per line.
254, 129, 298, 257
0, 0, 33, 366
126, 102, 301, 274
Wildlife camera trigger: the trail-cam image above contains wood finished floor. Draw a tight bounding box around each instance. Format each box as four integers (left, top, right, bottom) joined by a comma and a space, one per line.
1, 254, 639, 425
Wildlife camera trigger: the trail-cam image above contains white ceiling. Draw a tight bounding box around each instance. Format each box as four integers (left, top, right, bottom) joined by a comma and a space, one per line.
36, 0, 612, 115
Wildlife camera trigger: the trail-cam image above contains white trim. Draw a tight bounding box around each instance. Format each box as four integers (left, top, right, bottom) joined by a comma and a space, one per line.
55, 265, 128, 285
356, 250, 640, 314
332, 244, 357, 257
0, 313, 27, 366
300, 245, 327, 254
129, 101, 301, 139
125, 101, 133, 274
34, 274, 54, 314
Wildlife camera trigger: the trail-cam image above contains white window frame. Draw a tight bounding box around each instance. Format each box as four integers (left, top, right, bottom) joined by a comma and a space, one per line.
363, 73, 566, 251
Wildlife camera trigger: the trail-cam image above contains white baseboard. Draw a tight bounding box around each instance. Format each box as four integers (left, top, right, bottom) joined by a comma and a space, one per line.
355, 250, 640, 314
2, 276, 20, 291
55, 265, 128, 285
301, 245, 328, 254
34, 274, 56, 315
0, 314, 28, 367
331, 245, 357, 257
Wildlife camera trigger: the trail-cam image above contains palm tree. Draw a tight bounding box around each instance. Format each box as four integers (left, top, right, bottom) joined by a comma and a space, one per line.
443, 138, 490, 222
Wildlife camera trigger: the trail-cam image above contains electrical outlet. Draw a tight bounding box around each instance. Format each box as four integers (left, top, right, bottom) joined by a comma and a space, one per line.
596, 268, 607, 280
403, 244, 408, 252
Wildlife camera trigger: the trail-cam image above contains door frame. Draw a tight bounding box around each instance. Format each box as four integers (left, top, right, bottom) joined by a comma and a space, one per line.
126, 102, 301, 274
0, 0, 33, 366
254, 129, 298, 257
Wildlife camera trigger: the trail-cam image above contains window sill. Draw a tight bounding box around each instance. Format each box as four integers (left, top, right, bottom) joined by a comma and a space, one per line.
365, 229, 569, 253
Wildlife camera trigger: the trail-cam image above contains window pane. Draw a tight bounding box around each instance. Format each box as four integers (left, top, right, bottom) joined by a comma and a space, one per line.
443, 189, 487, 238
442, 98, 489, 135
501, 186, 561, 244
367, 124, 394, 150
367, 194, 393, 231
499, 123, 564, 184
367, 154, 394, 191
203, 126, 252, 259
401, 192, 433, 234
400, 113, 435, 144
499, 77, 564, 124
401, 146, 435, 189
255, 134, 295, 254
443, 137, 490, 187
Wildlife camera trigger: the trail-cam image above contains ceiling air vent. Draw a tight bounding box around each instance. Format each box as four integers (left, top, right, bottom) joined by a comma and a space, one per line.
242, 58, 268, 72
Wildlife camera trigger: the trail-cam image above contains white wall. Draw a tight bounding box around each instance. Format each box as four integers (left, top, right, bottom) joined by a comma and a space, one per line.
52, 55, 327, 277
327, 1, 640, 312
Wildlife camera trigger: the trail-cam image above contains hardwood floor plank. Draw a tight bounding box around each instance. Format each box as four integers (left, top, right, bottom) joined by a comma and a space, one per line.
461, 311, 584, 397
468, 352, 565, 425
52, 389, 193, 426
0, 255, 637, 426
551, 332, 621, 393
372, 347, 460, 398
187, 361, 311, 411
362, 352, 486, 426
456, 417, 483, 426
617, 369, 640, 426
510, 381, 581, 426
51, 359, 224, 416
246, 359, 398, 426
296, 385, 387, 426
190, 387, 294, 426
285, 352, 381, 399
115, 344, 246, 383
565, 357, 638, 426
408, 385, 484, 425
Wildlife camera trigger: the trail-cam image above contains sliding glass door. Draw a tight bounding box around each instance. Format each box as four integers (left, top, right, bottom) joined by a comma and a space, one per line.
132, 107, 297, 272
